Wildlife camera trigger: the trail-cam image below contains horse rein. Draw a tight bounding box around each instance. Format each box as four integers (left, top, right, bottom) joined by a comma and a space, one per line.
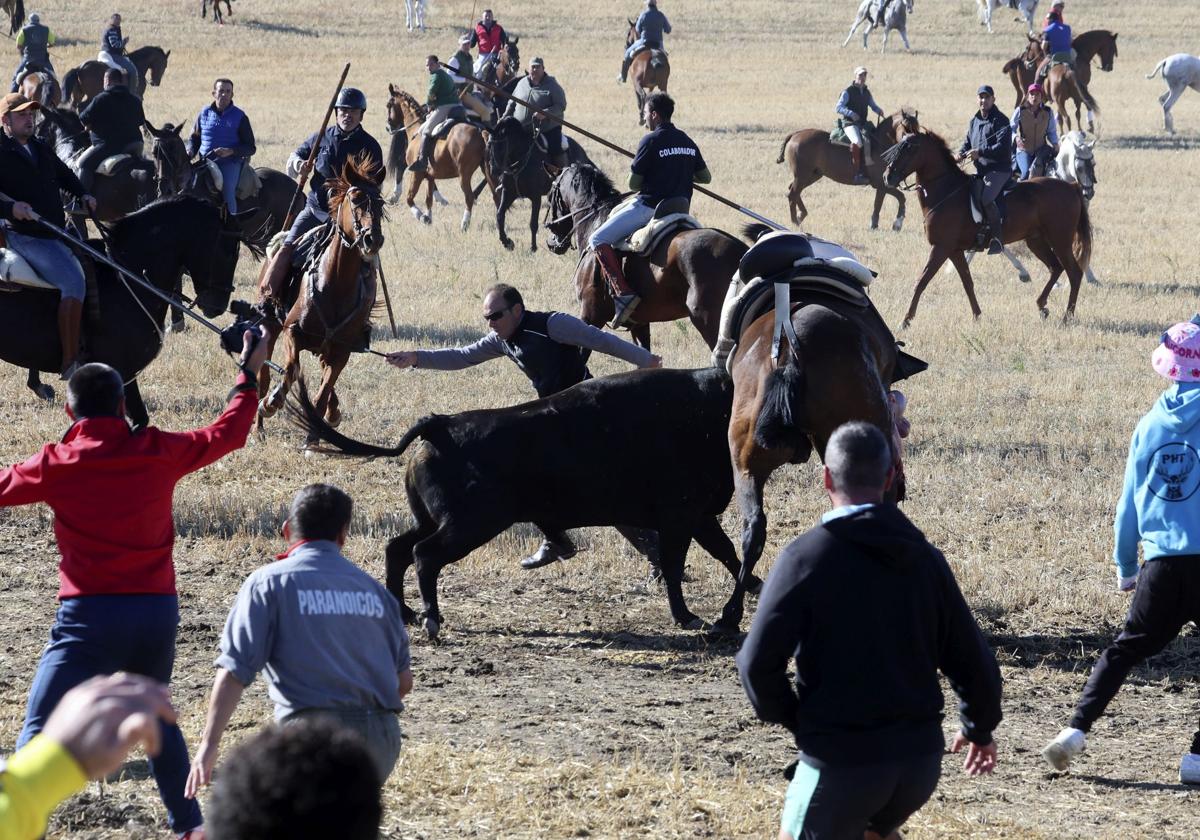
335, 187, 384, 255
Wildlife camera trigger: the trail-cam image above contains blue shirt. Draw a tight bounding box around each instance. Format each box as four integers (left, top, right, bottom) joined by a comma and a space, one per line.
630, 122, 707, 205
635, 8, 671, 46
1042, 20, 1072, 54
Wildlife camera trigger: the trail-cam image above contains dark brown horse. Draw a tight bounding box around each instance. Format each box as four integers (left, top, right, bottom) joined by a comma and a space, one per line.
1, 0, 23, 35
776, 108, 919, 230
257, 156, 385, 443
201, 0, 234, 24
18, 70, 60, 109
1070, 29, 1119, 94
882, 130, 1091, 327
625, 20, 669, 125
544, 163, 746, 351
1003, 36, 1043, 107
722, 227, 919, 629
385, 86, 486, 231
63, 46, 171, 105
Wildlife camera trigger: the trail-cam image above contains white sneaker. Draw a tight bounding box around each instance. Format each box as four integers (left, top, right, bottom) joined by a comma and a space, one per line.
1043, 727, 1086, 771
1180, 753, 1200, 784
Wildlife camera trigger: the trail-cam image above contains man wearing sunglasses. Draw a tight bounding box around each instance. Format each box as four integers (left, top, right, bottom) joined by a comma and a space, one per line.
386, 283, 661, 569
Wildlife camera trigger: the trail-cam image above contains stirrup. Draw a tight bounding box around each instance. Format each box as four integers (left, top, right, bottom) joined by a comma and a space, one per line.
610, 293, 641, 329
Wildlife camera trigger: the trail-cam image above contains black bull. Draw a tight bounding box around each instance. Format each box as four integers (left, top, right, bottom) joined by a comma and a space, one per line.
290, 368, 764, 639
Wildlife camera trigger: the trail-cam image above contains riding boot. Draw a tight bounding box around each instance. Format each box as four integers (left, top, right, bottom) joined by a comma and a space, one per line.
57, 297, 84, 380
983, 203, 1004, 255
594, 243, 640, 329
409, 133, 437, 172
850, 144, 868, 185
259, 243, 296, 321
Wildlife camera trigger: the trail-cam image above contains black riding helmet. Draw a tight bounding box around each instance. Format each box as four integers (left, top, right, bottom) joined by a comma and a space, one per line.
335, 87, 368, 111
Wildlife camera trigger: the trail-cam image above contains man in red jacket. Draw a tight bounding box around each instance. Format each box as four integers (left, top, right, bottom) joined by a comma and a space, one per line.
4, 330, 269, 840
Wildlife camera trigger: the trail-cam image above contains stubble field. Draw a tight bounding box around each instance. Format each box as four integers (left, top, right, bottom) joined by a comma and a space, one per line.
1, 0, 1199, 837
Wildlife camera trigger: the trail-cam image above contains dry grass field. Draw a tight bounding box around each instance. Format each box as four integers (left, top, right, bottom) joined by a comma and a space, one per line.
2, 0, 1200, 836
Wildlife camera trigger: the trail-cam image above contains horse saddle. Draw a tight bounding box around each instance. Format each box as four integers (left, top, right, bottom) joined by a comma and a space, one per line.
968, 175, 1014, 223
0, 245, 56, 292
15, 66, 56, 88
202, 159, 262, 200
95, 154, 137, 176
431, 105, 479, 138
535, 132, 570, 153
613, 196, 701, 256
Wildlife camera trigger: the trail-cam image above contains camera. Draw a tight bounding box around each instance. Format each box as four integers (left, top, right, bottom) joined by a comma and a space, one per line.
220, 320, 265, 355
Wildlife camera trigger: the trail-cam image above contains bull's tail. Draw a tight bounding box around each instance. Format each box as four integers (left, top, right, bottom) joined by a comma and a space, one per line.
776, 133, 791, 165
286, 379, 434, 459
1073, 188, 1092, 273
1146, 59, 1167, 79
62, 67, 78, 102
753, 348, 807, 450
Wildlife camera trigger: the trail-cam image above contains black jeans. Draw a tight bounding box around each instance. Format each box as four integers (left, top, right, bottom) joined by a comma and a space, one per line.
1070, 556, 1200, 753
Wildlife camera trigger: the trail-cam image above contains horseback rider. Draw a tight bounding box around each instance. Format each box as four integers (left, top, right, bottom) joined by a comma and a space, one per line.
957, 84, 1011, 255
837, 66, 885, 186
100, 13, 140, 99
76, 68, 146, 195
866, 0, 894, 25
588, 92, 711, 329
469, 8, 508, 76
0, 93, 97, 379
260, 87, 383, 309
1011, 83, 1058, 180
503, 56, 568, 167
446, 33, 492, 123
186, 78, 257, 214
620, 0, 671, 84
1035, 8, 1073, 86
1047, 0, 1065, 24
409, 55, 460, 173
10, 12, 55, 94
385, 283, 661, 570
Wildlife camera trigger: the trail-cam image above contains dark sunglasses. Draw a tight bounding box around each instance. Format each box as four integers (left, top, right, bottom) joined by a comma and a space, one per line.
485, 307, 510, 322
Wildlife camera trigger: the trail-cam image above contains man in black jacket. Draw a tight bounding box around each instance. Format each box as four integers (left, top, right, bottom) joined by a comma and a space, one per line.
0, 93, 96, 378
76, 68, 146, 193
957, 84, 1011, 255
736, 421, 1002, 840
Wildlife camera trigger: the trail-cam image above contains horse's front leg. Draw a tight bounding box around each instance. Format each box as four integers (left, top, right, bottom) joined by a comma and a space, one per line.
26, 368, 53, 401
902, 244, 950, 328
422, 178, 434, 225
264, 326, 301, 416
458, 169, 474, 232
310, 350, 350, 441
947, 249, 984, 320
405, 172, 428, 224
495, 184, 515, 250
528, 193, 541, 253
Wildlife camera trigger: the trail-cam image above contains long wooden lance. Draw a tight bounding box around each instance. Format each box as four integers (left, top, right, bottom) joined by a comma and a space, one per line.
284, 62, 352, 230
444, 62, 788, 231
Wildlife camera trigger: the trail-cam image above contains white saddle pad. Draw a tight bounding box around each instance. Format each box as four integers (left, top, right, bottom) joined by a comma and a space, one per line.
96, 154, 131, 176
616, 212, 702, 256
0, 247, 55, 290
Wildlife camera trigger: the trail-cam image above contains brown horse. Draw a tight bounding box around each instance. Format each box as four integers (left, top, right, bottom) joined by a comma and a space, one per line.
1003, 36, 1043, 107
881, 130, 1091, 327
1046, 63, 1100, 133
1, 0, 23, 35
776, 108, 919, 230
723, 237, 915, 628
625, 20, 669, 125
18, 70, 60, 109
544, 163, 746, 351
1070, 29, 1119, 94
257, 156, 385, 442
385, 86, 487, 231
62, 46, 171, 105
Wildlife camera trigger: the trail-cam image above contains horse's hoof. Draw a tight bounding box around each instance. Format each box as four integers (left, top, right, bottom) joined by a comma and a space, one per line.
1019, 273, 1032, 284
502, 239, 515, 251
745, 575, 764, 596
1062, 310, 1076, 324
972, 312, 981, 322
900, 319, 912, 331
1039, 307, 1050, 319
387, 194, 401, 206
423, 616, 441, 641
892, 217, 904, 232
422, 213, 432, 226
258, 398, 278, 419
433, 191, 449, 207
400, 605, 418, 625
870, 218, 880, 230
33, 383, 54, 401
707, 620, 741, 639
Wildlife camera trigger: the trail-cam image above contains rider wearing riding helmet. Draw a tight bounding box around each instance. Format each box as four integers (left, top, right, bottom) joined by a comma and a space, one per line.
836, 66, 885, 185
100, 14, 140, 99
588, 91, 711, 329
503, 57, 568, 167
469, 8, 508, 76
958, 84, 1011, 255
1011, 83, 1058, 180
186, 78, 256, 214
1035, 7, 1073, 85
446, 33, 491, 122
10, 13, 56, 94
620, 0, 671, 84
76, 68, 146, 194
260, 87, 383, 308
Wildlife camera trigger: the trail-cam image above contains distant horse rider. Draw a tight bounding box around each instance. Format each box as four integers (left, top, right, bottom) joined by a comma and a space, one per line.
259, 87, 383, 311
186, 78, 257, 214
0, 93, 97, 379
76, 68, 146, 196
10, 13, 56, 94
836, 66, 885, 186
957, 84, 1010, 255
469, 8, 509, 77
100, 13, 140, 99
446, 34, 492, 123
385, 283, 661, 569
588, 91, 711, 329
409, 55, 459, 173
620, 0, 671, 84
504, 56, 568, 167
1035, 7, 1073, 86
1011, 83, 1058, 180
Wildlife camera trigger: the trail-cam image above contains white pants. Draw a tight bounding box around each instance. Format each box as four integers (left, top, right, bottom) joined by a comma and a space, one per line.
420, 104, 458, 137
844, 123, 864, 146
588, 198, 655, 249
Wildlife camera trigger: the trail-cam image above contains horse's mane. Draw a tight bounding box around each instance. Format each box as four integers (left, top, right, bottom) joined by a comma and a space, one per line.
327, 152, 385, 212
390, 88, 425, 119
1073, 29, 1115, 55
568, 163, 619, 203
920, 130, 961, 171
129, 45, 166, 60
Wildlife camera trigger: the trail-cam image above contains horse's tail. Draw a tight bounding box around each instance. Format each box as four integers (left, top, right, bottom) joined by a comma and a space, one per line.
776, 133, 792, 164
741, 222, 774, 244
754, 345, 808, 451
286, 378, 432, 459
1073, 188, 1092, 273
385, 131, 408, 185
62, 67, 78, 102
1146, 59, 1167, 79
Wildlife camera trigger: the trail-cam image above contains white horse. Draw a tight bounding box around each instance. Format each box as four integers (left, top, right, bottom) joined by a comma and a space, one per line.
978, 0, 1039, 35
953, 132, 1100, 285
1147, 54, 1200, 134
405, 0, 427, 33
843, 0, 914, 53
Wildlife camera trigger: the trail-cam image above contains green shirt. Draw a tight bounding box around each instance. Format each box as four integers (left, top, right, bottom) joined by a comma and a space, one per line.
427, 69, 459, 108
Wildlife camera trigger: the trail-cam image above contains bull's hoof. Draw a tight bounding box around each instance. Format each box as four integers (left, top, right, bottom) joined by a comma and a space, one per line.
680, 615, 710, 632
32, 382, 54, 401
400, 604, 418, 625
707, 619, 741, 638
892, 216, 904, 232
745, 574, 764, 596
423, 615, 441, 641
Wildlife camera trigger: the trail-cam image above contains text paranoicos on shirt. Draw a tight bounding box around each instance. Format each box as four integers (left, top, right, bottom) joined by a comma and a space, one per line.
297, 588, 387, 618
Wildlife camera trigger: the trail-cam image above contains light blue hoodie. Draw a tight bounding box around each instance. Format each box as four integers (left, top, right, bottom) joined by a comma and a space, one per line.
1113, 381, 1200, 578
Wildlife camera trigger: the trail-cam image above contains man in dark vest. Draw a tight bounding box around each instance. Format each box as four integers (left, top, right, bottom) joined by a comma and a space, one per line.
10, 13, 56, 93
76, 68, 146, 194
385, 283, 661, 568
957, 84, 1011, 255
1010, 82, 1058, 180
100, 13, 139, 99
835, 66, 885, 185
186, 77, 257, 213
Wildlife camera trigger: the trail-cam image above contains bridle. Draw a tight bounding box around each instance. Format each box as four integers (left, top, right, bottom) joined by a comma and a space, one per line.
489, 122, 537, 177
151, 135, 188, 196
335, 185, 384, 254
